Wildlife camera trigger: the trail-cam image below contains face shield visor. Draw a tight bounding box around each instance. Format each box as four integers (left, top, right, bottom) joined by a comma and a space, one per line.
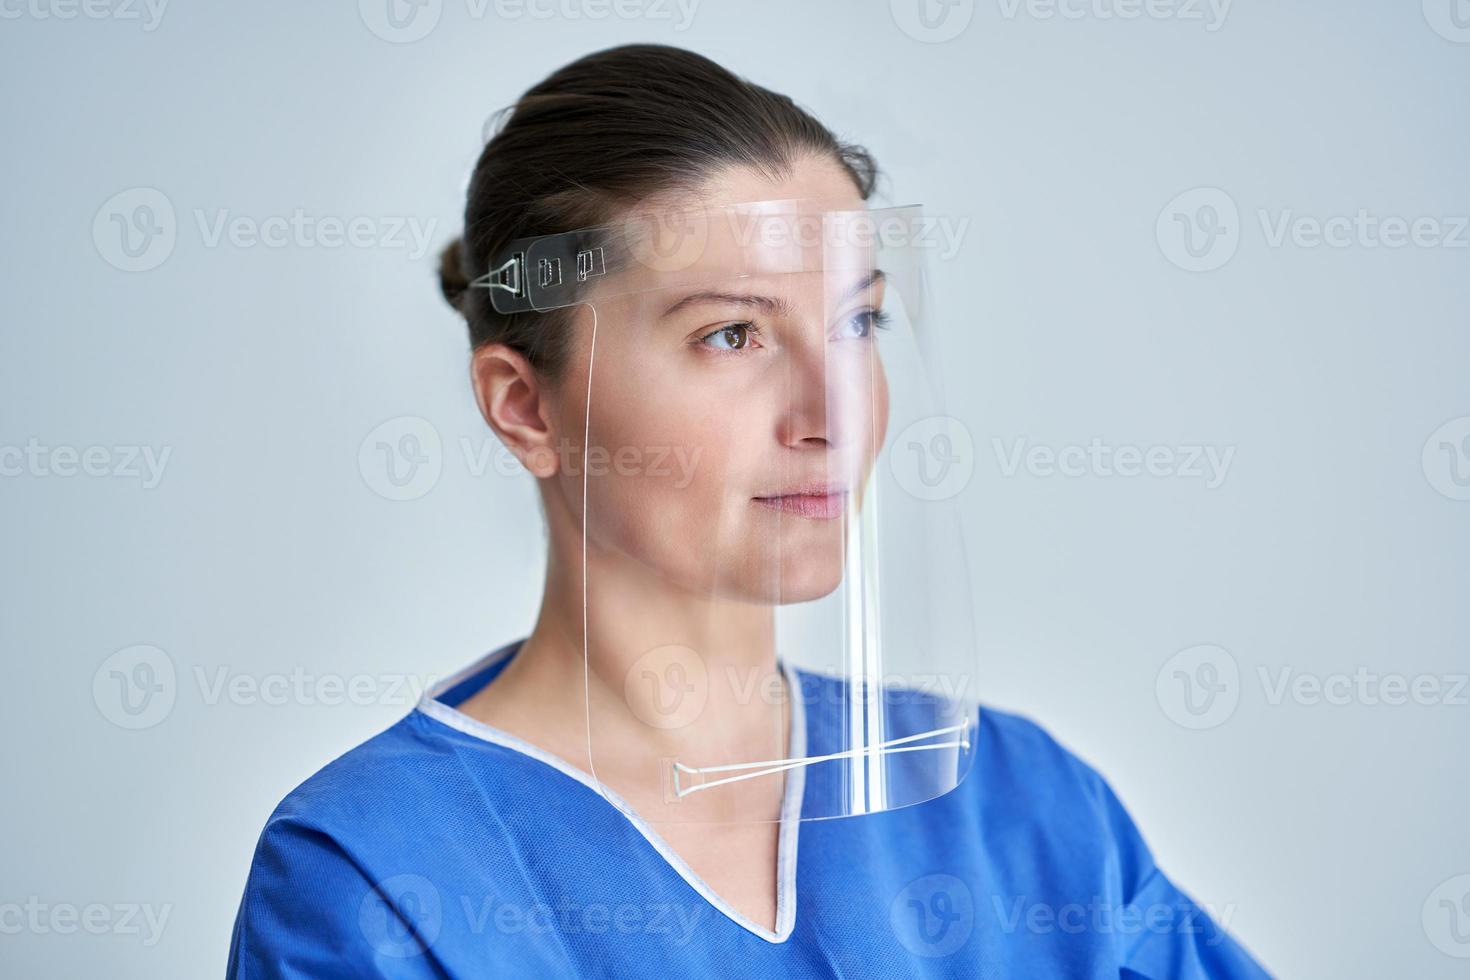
477, 199, 977, 822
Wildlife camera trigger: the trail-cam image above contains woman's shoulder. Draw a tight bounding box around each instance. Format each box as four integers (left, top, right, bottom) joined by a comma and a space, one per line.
257, 708, 491, 841
969, 703, 1135, 825
251, 687, 605, 867
963, 705, 1273, 977
974, 703, 1109, 786
258, 646, 530, 837
228, 711, 486, 977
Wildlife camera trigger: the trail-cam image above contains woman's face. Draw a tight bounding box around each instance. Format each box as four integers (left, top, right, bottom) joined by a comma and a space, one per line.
549, 158, 890, 604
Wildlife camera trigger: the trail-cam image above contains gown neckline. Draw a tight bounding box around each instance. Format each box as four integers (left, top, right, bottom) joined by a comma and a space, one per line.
413, 639, 805, 944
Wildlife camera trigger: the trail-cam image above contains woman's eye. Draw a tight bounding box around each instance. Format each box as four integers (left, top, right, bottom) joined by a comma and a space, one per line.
838, 309, 890, 340
699, 323, 753, 351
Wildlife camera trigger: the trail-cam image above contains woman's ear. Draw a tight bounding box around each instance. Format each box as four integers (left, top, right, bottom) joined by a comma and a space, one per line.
470, 344, 559, 478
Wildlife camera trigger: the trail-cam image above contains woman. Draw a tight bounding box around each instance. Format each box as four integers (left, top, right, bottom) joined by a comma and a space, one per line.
228, 44, 1269, 978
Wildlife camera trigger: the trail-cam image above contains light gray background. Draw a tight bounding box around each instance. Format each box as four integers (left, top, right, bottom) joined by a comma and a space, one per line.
3, 1, 1468, 977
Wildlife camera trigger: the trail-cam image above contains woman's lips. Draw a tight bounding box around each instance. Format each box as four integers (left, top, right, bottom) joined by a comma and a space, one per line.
752, 491, 849, 520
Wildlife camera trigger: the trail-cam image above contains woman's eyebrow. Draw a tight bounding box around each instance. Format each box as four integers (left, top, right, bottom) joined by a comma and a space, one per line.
839, 268, 886, 305
659, 290, 794, 320
658, 269, 886, 320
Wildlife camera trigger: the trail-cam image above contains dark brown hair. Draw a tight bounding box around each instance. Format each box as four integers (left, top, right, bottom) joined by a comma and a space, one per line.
438, 44, 879, 380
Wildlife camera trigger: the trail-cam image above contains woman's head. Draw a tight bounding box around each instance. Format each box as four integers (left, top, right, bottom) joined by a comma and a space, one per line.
440, 45, 890, 604
439, 43, 878, 375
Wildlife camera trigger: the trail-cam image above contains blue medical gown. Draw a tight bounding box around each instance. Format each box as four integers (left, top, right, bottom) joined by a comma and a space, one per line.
227, 641, 1271, 978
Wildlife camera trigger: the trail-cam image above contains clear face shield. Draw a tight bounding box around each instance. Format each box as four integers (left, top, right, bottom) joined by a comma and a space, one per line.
478, 199, 978, 822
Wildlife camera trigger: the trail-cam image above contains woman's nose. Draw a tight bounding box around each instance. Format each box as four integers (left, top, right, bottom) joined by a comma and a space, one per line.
774, 342, 869, 451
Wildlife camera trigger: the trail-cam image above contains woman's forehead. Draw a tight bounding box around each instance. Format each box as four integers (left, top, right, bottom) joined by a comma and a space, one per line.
609, 208, 886, 298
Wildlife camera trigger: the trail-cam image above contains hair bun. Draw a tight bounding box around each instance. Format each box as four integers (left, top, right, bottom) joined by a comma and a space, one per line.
438, 237, 471, 313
